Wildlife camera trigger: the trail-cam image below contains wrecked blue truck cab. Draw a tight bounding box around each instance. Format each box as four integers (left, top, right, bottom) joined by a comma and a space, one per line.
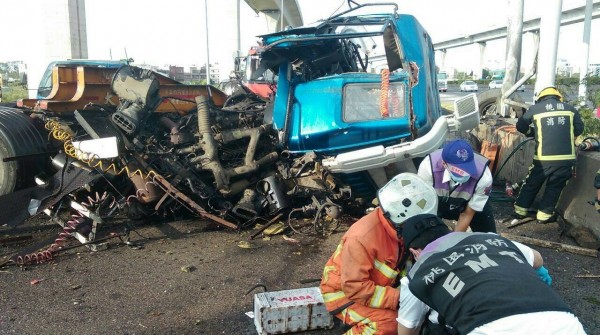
260, 3, 478, 176
267, 13, 440, 154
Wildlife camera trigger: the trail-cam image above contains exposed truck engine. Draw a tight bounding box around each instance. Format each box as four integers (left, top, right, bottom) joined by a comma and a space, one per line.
0, 2, 479, 264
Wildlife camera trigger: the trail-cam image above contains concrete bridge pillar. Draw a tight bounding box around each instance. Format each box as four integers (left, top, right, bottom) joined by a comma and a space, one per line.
501, 0, 524, 116
535, 0, 563, 95
477, 42, 486, 80
244, 0, 303, 33
43, 0, 88, 60
27, 0, 88, 98
438, 49, 447, 70
578, 0, 593, 105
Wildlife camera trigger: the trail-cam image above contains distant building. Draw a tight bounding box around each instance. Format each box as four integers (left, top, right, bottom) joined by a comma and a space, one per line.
556, 59, 574, 77
210, 63, 220, 84
589, 63, 600, 76
198, 63, 221, 84
204, 63, 221, 84
164, 64, 220, 84
168, 64, 221, 84
169, 66, 185, 82
184, 66, 202, 82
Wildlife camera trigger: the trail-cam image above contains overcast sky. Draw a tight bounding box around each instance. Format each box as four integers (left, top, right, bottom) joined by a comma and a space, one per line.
1, 0, 599, 81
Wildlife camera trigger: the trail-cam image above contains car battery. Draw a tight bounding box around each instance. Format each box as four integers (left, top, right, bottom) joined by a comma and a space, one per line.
253, 287, 334, 335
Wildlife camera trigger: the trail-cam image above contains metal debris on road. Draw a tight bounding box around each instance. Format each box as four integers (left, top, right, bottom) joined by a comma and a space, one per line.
263, 222, 286, 236
238, 241, 261, 249
506, 217, 536, 229
180, 265, 196, 273
30, 278, 45, 285
282, 235, 299, 243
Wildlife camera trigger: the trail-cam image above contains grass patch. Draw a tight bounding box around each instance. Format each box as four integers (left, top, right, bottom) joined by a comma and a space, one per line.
1, 85, 28, 102
441, 101, 454, 112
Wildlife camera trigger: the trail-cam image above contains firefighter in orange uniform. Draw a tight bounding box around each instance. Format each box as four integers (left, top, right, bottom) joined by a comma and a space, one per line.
320, 173, 438, 335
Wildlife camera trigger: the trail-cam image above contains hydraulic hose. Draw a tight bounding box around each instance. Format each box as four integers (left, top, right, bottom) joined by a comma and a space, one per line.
486, 136, 534, 203
488, 190, 516, 202
578, 136, 600, 151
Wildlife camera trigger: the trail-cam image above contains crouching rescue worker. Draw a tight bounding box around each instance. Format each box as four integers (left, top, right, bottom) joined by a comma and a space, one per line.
395, 214, 587, 334
320, 173, 438, 335
417, 139, 495, 233
514, 86, 584, 223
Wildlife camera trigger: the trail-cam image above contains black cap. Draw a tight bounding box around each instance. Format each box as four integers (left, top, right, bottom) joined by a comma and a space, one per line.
401, 214, 450, 252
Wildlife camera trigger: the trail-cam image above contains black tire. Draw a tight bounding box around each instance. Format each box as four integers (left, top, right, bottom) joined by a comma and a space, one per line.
0, 107, 49, 195
444, 130, 482, 152
477, 89, 526, 119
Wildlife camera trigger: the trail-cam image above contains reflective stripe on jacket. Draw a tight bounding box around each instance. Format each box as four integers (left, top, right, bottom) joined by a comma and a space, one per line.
320, 208, 401, 312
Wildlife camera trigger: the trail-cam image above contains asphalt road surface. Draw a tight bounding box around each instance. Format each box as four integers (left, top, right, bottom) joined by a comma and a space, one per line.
1, 198, 599, 335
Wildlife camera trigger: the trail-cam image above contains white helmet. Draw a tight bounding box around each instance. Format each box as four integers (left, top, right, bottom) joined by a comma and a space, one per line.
377, 173, 438, 228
